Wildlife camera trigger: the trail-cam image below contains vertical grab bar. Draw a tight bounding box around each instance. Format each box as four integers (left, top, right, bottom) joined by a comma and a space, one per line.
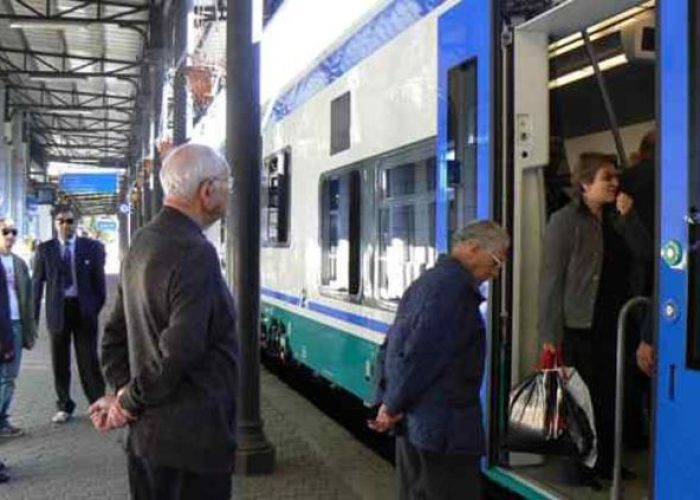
611, 296, 651, 500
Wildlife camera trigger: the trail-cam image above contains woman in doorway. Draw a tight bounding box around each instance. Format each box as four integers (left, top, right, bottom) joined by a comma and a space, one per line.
538, 152, 651, 487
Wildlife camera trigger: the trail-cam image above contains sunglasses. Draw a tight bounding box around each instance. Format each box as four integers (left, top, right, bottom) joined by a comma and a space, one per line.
56, 218, 75, 225
1, 229, 17, 237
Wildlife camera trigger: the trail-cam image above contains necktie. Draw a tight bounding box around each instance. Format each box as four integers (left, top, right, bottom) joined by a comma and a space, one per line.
63, 243, 74, 290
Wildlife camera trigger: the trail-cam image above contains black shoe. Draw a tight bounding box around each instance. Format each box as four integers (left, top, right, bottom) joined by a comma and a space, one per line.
0, 462, 5, 472
0, 472, 9, 483
577, 465, 603, 491
597, 466, 637, 481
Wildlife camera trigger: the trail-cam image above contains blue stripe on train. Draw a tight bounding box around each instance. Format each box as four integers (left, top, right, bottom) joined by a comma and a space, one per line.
261, 287, 391, 334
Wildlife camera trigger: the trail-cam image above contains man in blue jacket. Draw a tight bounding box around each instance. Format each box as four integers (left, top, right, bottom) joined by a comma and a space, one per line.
371, 220, 509, 500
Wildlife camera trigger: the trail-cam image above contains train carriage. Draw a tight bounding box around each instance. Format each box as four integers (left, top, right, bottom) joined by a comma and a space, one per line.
250, 0, 700, 497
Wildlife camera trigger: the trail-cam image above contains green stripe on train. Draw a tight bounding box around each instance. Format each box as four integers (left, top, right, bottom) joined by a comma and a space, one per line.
261, 301, 381, 402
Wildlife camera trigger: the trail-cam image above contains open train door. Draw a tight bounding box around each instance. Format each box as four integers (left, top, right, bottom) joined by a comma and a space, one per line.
654, 0, 700, 496
435, 0, 496, 473
436, 0, 494, 242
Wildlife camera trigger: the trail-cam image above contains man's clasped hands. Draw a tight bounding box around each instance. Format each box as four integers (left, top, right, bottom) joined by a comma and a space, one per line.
88, 391, 136, 432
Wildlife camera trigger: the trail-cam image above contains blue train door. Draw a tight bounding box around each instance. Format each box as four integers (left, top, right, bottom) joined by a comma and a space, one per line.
655, 0, 700, 496
436, 0, 493, 252
435, 0, 495, 474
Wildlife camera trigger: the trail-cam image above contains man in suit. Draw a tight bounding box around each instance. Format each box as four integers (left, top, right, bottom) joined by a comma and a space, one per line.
90, 143, 238, 500
371, 220, 509, 500
32, 207, 106, 423
0, 218, 36, 440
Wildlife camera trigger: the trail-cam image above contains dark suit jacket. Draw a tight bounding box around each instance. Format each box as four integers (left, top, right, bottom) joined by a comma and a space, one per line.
32, 237, 106, 332
102, 207, 238, 474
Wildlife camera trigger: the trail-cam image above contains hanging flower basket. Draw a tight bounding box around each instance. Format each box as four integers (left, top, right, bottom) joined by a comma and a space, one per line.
185, 66, 216, 108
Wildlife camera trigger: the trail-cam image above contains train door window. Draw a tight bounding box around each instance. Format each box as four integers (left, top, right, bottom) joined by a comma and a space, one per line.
320, 169, 361, 295
262, 149, 291, 246
376, 141, 437, 303
331, 92, 351, 155
447, 60, 478, 244
688, 0, 700, 369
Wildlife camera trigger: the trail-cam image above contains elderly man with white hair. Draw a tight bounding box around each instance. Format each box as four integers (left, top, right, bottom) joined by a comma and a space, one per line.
91, 143, 238, 500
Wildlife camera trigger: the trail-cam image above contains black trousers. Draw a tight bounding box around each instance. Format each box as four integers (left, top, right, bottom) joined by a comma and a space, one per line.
396, 436, 482, 500
128, 453, 232, 500
49, 298, 105, 413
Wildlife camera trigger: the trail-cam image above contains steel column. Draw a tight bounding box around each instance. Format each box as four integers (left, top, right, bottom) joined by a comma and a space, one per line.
9, 111, 28, 234
227, 0, 275, 475
150, 5, 166, 213
0, 83, 8, 217
173, 0, 191, 145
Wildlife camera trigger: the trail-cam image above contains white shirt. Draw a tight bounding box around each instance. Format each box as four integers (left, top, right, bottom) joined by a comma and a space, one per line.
59, 237, 78, 298
0, 254, 20, 320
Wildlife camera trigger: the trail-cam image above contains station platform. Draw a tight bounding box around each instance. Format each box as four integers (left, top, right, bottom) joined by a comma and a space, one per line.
0, 278, 394, 499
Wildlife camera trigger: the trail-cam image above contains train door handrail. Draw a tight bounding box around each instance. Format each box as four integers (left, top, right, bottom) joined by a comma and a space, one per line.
612, 296, 651, 500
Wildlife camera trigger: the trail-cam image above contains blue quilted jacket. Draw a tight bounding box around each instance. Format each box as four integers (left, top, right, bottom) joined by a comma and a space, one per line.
374, 257, 486, 455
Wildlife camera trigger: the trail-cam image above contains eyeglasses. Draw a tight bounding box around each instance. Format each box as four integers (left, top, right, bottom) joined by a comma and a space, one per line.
212, 176, 234, 192
487, 250, 504, 269
56, 218, 75, 225
1, 229, 17, 237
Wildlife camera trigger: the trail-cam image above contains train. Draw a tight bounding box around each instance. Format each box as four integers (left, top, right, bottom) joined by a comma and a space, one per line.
200, 0, 699, 497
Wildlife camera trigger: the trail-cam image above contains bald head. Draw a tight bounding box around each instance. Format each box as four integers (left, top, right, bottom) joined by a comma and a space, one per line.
160, 143, 230, 200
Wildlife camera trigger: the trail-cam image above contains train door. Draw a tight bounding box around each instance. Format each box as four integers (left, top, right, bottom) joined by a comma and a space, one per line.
436, 0, 497, 477
653, 0, 700, 497
436, 0, 493, 252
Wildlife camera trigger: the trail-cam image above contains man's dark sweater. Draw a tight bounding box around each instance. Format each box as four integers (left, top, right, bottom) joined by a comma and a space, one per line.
102, 207, 238, 474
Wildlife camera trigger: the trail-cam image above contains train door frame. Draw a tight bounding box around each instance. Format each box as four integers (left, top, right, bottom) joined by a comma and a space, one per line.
436, 0, 510, 488
490, 0, 656, 497
653, 0, 700, 496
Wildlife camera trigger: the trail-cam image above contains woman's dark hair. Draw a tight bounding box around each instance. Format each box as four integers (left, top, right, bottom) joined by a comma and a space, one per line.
572, 152, 617, 195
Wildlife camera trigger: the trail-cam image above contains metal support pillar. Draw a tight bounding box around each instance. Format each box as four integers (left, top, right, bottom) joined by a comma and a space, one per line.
150, 4, 166, 213
10, 111, 27, 233
118, 208, 129, 259
173, 0, 191, 146
0, 83, 8, 217
226, 0, 275, 475
139, 65, 153, 224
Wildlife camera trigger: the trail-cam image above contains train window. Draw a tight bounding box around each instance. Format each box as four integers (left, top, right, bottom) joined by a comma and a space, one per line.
262, 149, 291, 246
376, 144, 438, 302
320, 169, 361, 295
688, 0, 700, 369
331, 92, 351, 155
447, 60, 478, 242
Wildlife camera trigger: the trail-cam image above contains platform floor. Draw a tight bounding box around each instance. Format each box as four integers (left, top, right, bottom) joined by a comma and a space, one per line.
0, 277, 394, 499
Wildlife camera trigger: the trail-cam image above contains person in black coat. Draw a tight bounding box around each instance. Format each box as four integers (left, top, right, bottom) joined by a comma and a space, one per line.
32, 207, 106, 423
90, 144, 238, 500
371, 220, 510, 500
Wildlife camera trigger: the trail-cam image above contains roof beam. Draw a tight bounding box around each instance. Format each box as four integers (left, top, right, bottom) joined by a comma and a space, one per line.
43, 144, 126, 151
27, 112, 132, 125
19, 104, 133, 113
0, 47, 142, 67
38, 131, 129, 140
0, 70, 140, 78
35, 127, 130, 135
6, 85, 134, 103
1, 11, 148, 28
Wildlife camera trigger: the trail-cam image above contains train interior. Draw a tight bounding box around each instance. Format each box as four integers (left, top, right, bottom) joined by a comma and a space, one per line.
504, 1, 656, 498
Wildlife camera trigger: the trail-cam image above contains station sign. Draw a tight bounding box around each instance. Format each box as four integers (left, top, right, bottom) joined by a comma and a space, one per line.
59, 174, 119, 195
96, 219, 118, 232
